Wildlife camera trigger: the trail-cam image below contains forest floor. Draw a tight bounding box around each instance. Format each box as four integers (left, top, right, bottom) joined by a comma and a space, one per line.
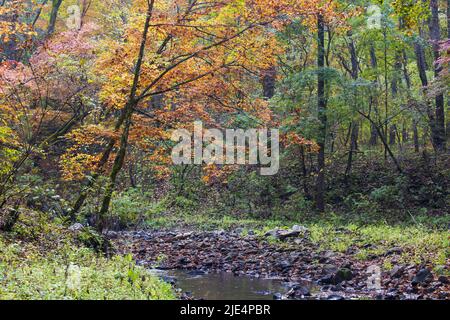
112, 215, 449, 300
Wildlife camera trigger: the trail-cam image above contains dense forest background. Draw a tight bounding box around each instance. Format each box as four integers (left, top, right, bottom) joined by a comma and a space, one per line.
1, 0, 448, 228
0, 0, 448, 300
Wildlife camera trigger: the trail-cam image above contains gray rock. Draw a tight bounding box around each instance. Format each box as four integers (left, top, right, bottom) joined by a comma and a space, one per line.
276, 260, 292, 270
68, 223, 84, 232
411, 269, 433, 285
278, 229, 301, 240
335, 268, 353, 283
273, 292, 283, 300
438, 275, 449, 284
390, 265, 404, 278
291, 225, 308, 233
264, 228, 280, 238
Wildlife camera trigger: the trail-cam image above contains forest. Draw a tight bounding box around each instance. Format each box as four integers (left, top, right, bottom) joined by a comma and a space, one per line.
0, 0, 448, 302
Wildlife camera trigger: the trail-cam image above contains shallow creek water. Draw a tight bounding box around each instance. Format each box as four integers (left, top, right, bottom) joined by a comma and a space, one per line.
151, 269, 295, 300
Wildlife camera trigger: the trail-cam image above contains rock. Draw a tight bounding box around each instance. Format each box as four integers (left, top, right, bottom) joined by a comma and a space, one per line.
264, 229, 279, 238
175, 232, 193, 240
334, 268, 353, 284
322, 264, 339, 275
386, 247, 403, 256
273, 292, 283, 300
276, 260, 292, 270
177, 257, 191, 265
287, 285, 311, 297
320, 267, 353, 285
291, 225, 308, 233
278, 229, 301, 240
319, 251, 335, 263
264, 226, 307, 240
203, 260, 214, 267
331, 283, 343, 292
438, 275, 449, 284
411, 269, 433, 286
68, 223, 84, 232
318, 274, 334, 285
161, 276, 177, 285
390, 265, 404, 278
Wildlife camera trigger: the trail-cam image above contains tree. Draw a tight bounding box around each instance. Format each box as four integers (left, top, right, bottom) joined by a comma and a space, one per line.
316, 13, 326, 212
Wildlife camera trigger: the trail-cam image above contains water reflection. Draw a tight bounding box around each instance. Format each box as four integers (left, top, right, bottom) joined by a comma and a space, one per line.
151, 269, 290, 300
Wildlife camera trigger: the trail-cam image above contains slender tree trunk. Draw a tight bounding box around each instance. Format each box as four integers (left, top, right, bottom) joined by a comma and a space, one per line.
300, 146, 310, 199
383, 27, 389, 159
389, 125, 397, 145
316, 14, 327, 212
359, 112, 403, 173
369, 45, 378, 146
345, 122, 359, 177
261, 66, 276, 99
429, 0, 446, 152
98, 0, 155, 231
48, 0, 63, 35
413, 120, 420, 153
414, 34, 440, 151
345, 36, 359, 178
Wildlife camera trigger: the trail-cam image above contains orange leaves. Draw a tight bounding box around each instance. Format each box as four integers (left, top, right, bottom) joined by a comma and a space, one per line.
0, 1, 36, 46
284, 132, 320, 153
57, 0, 351, 183
60, 125, 119, 180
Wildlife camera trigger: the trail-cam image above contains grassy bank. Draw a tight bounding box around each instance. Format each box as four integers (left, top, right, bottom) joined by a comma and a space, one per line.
0, 210, 174, 300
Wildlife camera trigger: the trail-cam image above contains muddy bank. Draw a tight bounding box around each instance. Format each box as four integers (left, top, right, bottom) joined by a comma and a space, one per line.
111, 228, 449, 300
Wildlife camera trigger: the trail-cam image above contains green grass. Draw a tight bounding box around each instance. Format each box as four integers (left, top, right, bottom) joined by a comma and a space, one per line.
0, 209, 175, 300
0, 237, 175, 300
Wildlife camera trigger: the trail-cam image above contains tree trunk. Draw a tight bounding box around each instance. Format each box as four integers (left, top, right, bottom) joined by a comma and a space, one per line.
48, 0, 63, 35
413, 120, 420, 153
261, 66, 276, 99
315, 14, 327, 212
389, 125, 397, 145
429, 0, 446, 152
98, 0, 155, 231
369, 45, 378, 146
414, 35, 440, 151
345, 36, 359, 178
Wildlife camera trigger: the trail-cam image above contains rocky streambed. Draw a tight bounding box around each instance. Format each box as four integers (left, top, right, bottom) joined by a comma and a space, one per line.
111, 227, 449, 300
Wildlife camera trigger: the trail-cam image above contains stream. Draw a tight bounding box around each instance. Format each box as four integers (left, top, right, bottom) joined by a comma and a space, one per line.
151, 269, 296, 300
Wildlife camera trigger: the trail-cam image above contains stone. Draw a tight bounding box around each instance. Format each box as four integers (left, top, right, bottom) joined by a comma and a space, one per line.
68, 223, 84, 232
291, 225, 308, 233
386, 247, 403, 256
273, 292, 283, 300
390, 265, 404, 278
334, 268, 353, 284
264, 229, 279, 238
277, 229, 301, 240
318, 274, 334, 285
178, 257, 191, 265
438, 275, 449, 284
276, 260, 292, 270
411, 269, 433, 286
